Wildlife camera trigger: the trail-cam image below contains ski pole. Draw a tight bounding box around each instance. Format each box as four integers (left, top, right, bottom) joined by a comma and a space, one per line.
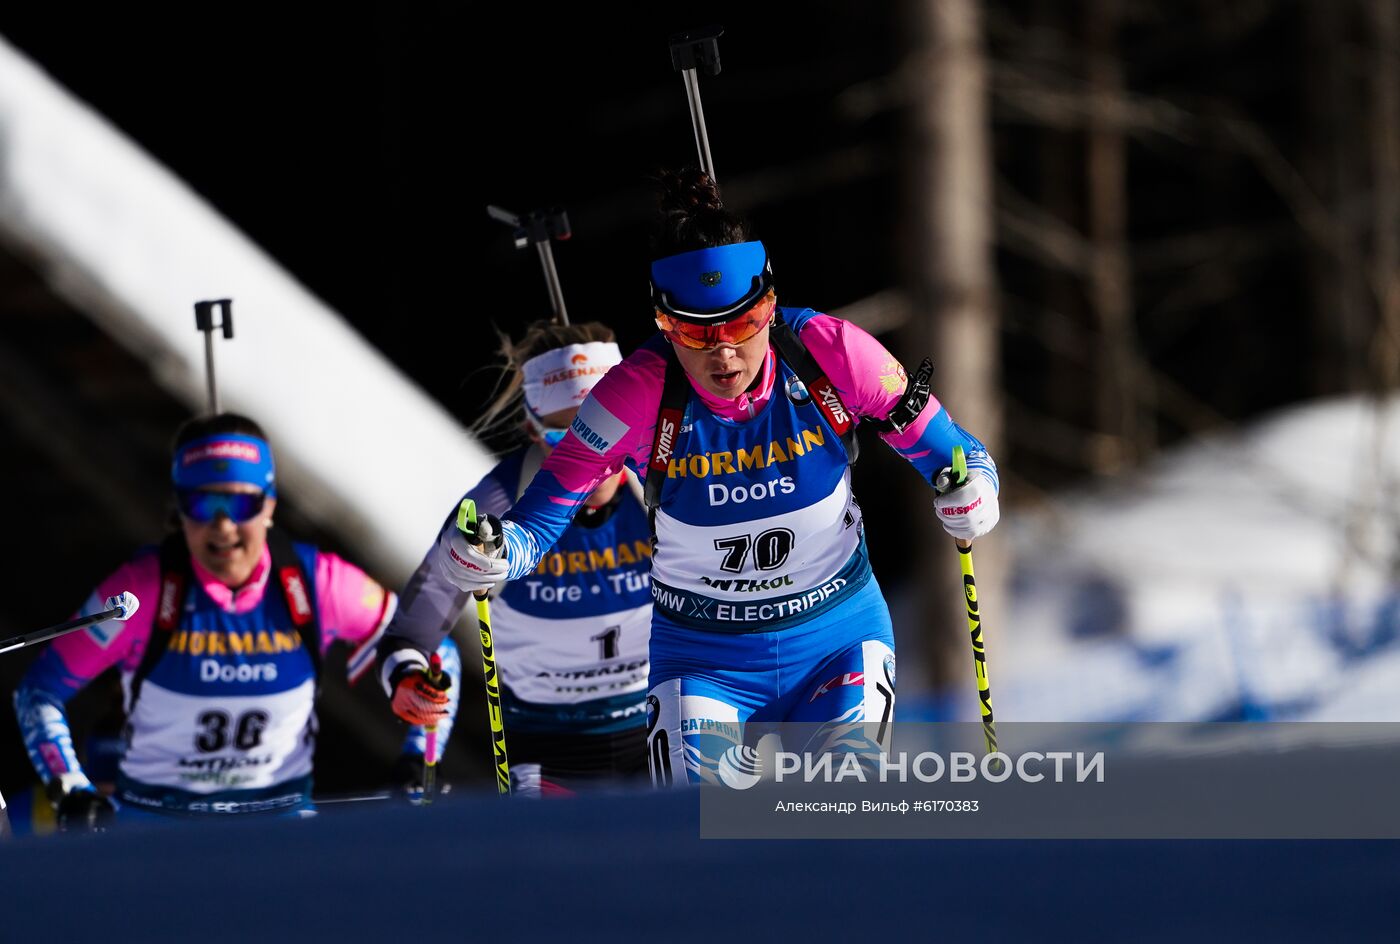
0, 592, 140, 656
193, 299, 233, 414
936, 446, 1001, 768
422, 651, 444, 805
457, 499, 511, 795
668, 26, 724, 181
486, 205, 572, 325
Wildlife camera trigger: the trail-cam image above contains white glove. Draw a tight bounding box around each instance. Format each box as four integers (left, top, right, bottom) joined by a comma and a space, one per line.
934, 471, 1000, 541
105, 591, 139, 621
435, 513, 508, 593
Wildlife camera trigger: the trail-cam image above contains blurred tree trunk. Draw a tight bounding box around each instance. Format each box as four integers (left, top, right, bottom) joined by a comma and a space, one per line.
1032, 0, 1090, 467
900, 0, 1005, 705
1356, 0, 1400, 584
1368, 0, 1400, 388
1302, 0, 1371, 394
1084, 0, 1146, 471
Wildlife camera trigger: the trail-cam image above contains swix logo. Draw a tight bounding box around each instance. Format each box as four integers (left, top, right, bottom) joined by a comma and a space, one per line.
940, 496, 983, 517
570, 354, 588, 365
449, 545, 486, 573
653, 414, 678, 467
157, 574, 183, 630
813, 379, 850, 429
279, 568, 313, 625
809, 671, 864, 703
181, 440, 260, 466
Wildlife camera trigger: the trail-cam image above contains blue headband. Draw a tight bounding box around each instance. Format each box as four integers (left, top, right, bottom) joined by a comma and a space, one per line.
650, 240, 771, 322
172, 433, 277, 496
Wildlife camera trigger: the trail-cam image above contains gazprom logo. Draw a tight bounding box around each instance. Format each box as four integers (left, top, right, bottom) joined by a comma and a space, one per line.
700, 271, 722, 287
572, 397, 630, 457
570, 415, 612, 453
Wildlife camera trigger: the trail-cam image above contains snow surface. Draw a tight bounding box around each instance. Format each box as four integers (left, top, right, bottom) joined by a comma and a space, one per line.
995, 395, 1400, 721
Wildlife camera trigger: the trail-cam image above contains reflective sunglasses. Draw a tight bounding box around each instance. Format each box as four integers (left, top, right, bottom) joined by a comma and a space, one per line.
534, 426, 569, 447
523, 407, 570, 447
176, 489, 268, 523
655, 289, 777, 352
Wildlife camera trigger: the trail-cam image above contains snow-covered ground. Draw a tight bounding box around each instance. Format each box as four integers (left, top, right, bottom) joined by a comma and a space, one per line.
993, 395, 1400, 722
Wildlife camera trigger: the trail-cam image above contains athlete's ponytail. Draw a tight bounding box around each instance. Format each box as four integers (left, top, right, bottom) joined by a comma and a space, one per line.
652, 167, 749, 257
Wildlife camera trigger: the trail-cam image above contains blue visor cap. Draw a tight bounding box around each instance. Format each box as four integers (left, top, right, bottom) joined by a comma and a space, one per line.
171, 433, 277, 497
650, 240, 772, 323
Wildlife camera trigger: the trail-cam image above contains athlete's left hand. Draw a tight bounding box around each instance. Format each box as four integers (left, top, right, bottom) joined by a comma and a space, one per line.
55, 788, 117, 831
934, 471, 999, 541
436, 513, 508, 594
389, 664, 453, 726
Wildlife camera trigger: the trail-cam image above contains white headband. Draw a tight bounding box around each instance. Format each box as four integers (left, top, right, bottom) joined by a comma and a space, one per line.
521, 342, 622, 418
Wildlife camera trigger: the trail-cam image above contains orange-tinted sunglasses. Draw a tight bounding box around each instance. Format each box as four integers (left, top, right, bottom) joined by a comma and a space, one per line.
655, 290, 777, 351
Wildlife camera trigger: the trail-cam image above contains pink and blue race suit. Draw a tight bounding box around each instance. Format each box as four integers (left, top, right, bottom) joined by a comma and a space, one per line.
15, 540, 459, 816
432, 310, 993, 785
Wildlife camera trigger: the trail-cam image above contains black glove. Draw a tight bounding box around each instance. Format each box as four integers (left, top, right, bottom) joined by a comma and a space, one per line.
56, 789, 117, 831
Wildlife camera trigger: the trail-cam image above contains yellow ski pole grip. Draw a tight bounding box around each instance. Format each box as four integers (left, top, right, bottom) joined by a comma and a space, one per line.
456, 498, 492, 602
456, 497, 477, 533
952, 443, 968, 487
951, 445, 972, 550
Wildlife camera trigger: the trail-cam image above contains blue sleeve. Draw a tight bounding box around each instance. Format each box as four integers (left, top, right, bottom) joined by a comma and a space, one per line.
888, 406, 1000, 493
13, 649, 95, 792
500, 472, 591, 581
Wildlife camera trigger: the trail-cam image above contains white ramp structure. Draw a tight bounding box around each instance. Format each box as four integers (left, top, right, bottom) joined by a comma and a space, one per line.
0, 35, 493, 581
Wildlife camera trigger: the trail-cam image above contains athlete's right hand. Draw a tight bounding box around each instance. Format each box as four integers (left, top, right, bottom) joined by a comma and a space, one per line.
55, 788, 116, 831
389, 664, 454, 726
933, 470, 1000, 542
435, 511, 508, 593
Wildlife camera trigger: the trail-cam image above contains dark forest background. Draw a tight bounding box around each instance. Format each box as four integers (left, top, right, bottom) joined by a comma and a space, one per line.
0, 0, 1395, 798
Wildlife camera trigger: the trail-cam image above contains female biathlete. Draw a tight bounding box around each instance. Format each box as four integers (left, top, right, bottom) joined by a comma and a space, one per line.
14, 413, 460, 825
379, 322, 652, 796
414, 170, 1000, 785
